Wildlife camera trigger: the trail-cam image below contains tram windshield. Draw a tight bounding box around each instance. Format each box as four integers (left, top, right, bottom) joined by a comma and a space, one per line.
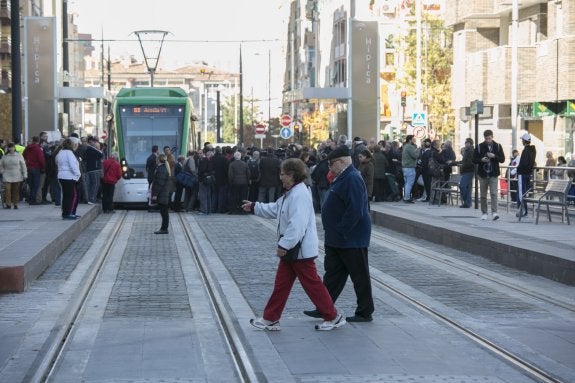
118, 105, 183, 177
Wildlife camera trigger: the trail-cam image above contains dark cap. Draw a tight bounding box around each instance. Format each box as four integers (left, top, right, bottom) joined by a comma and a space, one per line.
327, 145, 350, 161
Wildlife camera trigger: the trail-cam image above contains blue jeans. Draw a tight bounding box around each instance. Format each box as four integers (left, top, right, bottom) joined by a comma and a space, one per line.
459, 172, 473, 207
402, 167, 416, 201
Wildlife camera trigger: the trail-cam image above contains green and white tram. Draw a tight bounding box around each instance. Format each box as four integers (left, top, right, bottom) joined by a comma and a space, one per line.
109, 87, 196, 205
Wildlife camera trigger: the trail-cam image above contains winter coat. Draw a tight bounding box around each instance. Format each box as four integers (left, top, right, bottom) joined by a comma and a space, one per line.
151, 163, 170, 205
517, 144, 536, 176
228, 158, 250, 185
102, 158, 122, 185
472, 141, 505, 178
321, 165, 371, 248
23, 143, 45, 171
56, 149, 81, 181
254, 182, 318, 261
401, 142, 418, 168
373, 151, 388, 179
259, 155, 281, 187
358, 159, 374, 198
0, 152, 27, 182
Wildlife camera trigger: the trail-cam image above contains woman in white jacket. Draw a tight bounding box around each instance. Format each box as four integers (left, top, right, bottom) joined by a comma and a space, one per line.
242, 158, 345, 331
56, 138, 81, 219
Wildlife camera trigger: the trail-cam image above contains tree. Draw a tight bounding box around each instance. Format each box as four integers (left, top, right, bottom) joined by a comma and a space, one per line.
221, 95, 260, 146
301, 105, 334, 147
399, 6, 454, 140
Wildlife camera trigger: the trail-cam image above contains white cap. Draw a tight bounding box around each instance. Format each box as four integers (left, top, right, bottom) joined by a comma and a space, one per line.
520, 133, 531, 142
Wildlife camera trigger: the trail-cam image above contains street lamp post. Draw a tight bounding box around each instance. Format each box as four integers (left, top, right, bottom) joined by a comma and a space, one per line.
132, 30, 170, 87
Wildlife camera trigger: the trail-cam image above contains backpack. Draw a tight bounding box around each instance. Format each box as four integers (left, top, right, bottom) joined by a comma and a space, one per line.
428, 156, 443, 178
248, 158, 260, 181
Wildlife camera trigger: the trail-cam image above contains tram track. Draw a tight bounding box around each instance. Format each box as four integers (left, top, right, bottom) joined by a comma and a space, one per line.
26, 211, 259, 382
176, 213, 260, 383
27, 211, 128, 383
370, 230, 575, 314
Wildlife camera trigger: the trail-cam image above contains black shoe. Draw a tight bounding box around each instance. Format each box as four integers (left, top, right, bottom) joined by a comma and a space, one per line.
303, 309, 322, 319
154, 230, 168, 234
403, 199, 414, 204
346, 315, 373, 323
62, 215, 77, 220
459, 204, 470, 208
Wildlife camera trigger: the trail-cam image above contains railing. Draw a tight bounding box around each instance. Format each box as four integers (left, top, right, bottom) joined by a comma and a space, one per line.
498, 165, 575, 213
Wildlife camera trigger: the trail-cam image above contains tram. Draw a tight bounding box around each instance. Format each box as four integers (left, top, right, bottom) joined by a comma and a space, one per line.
109, 87, 196, 205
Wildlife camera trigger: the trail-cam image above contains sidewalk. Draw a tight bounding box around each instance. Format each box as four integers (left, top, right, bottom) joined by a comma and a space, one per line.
0, 203, 99, 293
370, 199, 575, 285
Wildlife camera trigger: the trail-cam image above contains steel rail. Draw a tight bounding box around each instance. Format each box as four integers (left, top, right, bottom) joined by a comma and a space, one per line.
27, 211, 128, 383
371, 230, 575, 313
177, 213, 260, 383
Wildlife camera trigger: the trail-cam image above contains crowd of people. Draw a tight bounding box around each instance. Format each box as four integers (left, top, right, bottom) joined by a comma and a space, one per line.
0, 132, 121, 219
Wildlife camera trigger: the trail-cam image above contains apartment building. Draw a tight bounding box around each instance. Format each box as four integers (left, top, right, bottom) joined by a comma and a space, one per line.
446, 0, 575, 162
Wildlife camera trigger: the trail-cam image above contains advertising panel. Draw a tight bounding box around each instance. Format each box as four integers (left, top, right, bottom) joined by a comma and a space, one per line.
24, 17, 57, 140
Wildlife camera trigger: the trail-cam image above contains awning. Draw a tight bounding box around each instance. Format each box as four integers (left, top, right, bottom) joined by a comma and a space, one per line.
560, 100, 575, 117
532, 102, 557, 117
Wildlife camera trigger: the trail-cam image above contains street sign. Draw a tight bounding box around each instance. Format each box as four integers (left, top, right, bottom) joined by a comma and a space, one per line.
280, 126, 293, 139
280, 114, 292, 127
255, 123, 266, 135
413, 126, 426, 139
412, 112, 427, 127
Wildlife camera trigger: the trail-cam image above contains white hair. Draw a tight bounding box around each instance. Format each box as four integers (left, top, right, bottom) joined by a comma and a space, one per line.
234, 151, 242, 160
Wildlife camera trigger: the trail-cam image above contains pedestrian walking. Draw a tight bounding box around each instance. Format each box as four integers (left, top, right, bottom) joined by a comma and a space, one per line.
243, 158, 345, 331
472, 129, 505, 221
303, 146, 374, 323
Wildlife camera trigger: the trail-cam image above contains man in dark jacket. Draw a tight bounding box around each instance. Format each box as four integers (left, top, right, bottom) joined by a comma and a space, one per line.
458, 138, 475, 208
472, 129, 506, 221
258, 148, 281, 202
304, 146, 374, 323
516, 133, 537, 217
146, 145, 159, 185
23, 136, 46, 205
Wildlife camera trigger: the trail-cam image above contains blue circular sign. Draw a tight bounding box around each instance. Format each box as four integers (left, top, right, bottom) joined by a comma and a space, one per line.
280, 127, 293, 139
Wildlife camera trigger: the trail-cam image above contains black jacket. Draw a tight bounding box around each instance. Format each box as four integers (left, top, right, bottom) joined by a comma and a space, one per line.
517, 144, 536, 176
472, 141, 505, 178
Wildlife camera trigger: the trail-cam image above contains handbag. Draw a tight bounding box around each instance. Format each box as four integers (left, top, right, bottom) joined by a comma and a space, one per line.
176, 171, 197, 188
282, 241, 302, 261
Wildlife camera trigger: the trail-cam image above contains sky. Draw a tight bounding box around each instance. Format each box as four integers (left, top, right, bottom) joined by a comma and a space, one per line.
68, 0, 291, 114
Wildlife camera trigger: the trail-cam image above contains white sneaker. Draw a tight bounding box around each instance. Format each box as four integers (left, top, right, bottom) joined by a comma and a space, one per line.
87, 201, 95, 205
315, 312, 346, 331
481, 214, 488, 220
250, 318, 281, 331
492, 213, 499, 221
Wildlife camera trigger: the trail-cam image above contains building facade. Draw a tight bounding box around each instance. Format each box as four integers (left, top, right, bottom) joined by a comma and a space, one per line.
446, 0, 575, 163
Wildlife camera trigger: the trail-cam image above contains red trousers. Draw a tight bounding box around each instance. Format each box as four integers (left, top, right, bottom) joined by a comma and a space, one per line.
263, 258, 337, 321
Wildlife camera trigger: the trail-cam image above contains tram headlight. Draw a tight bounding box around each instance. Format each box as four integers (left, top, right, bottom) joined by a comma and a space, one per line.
120, 158, 130, 179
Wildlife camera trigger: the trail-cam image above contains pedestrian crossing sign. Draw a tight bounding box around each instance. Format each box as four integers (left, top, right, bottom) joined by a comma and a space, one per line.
412, 112, 427, 127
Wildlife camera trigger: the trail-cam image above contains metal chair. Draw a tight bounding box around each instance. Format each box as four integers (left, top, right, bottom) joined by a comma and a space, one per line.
518, 179, 571, 225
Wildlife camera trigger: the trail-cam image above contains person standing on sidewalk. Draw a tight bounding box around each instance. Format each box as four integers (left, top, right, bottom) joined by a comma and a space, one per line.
516, 133, 536, 217
473, 129, 505, 221
0, 143, 27, 209
401, 135, 418, 203
242, 158, 345, 331
22, 136, 45, 205
56, 138, 81, 220
304, 146, 374, 323
458, 138, 475, 208
101, 152, 122, 213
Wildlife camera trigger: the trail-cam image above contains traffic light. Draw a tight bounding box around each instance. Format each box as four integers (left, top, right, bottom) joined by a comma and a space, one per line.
294, 123, 300, 141
400, 90, 407, 107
